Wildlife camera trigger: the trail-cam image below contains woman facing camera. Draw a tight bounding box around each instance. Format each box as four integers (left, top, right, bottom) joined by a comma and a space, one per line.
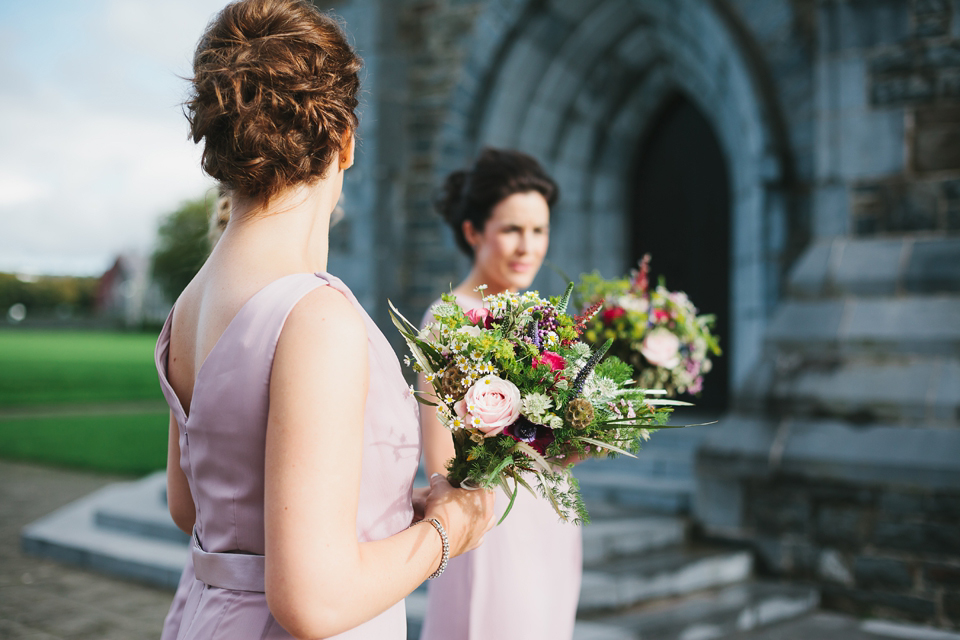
419, 148, 582, 640
158, 2, 494, 639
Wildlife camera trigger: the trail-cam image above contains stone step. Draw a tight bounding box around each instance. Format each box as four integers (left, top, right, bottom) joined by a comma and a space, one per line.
581, 516, 687, 565
93, 471, 188, 544
577, 471, 695, 514
722, 611, 960, 640
576, 581, 818, 640
578, 546, 754, 613
577, 448, 696, 479
741, 356, 959, 424
21, 479, 188, 589
763, 296, 960, 358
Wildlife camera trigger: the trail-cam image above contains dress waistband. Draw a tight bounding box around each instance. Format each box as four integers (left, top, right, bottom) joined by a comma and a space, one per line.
192, 530, 265, 593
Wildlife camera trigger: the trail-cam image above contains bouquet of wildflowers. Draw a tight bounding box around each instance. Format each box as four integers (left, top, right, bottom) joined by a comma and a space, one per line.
390, 283, 685, 524
576, 254, 721, 397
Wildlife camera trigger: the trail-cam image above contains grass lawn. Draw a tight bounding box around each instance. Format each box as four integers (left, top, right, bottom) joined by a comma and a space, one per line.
0, 329, 169, 474
0, 410, 169, 475
0, 330, 164, 407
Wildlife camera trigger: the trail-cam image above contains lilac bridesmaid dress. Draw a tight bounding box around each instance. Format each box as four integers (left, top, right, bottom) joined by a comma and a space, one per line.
419, 294, 582, 640
156, 272, 421, 639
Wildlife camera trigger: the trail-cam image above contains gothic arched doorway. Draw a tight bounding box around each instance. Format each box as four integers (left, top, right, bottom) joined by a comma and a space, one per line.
630, 94, 731, 411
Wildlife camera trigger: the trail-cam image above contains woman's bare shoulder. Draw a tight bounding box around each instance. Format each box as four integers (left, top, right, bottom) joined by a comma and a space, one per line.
280, 284, 367, 356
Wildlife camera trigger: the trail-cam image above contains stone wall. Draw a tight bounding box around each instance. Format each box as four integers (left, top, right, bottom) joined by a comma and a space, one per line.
697, 2, 960, 630
743, 476, 960, 626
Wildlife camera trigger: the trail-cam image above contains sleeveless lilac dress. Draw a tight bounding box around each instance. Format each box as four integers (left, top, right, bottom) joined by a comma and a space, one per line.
156, 272, 421, 639
419, 294, 582, 640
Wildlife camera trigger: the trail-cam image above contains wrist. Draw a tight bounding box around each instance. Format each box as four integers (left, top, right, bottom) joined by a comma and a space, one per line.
416, 517, 449, 580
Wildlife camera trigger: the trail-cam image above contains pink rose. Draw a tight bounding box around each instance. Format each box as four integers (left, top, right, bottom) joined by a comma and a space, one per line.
653, 309, 671, 324
460, 374, 521, 437
465, 307, 493, 329
640, 328, 681, 369
532, 350, 565, 372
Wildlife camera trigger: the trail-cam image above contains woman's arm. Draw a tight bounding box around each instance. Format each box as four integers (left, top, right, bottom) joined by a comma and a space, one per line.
264, 286, 491, 639
166, 412, 195, 534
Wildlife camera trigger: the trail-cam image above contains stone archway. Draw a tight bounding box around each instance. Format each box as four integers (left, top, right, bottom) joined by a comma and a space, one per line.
438, 0, 795, 397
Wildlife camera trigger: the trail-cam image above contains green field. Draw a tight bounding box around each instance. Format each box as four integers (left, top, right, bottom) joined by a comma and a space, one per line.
0, 411, 169, 475
0, 330, 164, 407
0, 330, 169, 474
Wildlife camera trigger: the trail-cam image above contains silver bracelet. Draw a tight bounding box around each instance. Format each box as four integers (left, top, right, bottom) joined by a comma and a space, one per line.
417, 518, 449, 580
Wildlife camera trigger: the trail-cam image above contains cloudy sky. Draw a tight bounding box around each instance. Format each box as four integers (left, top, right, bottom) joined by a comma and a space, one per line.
0, 1, 236, 276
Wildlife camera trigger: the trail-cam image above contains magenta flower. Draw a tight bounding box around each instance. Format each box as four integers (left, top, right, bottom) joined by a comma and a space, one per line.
532, 350, 566, 372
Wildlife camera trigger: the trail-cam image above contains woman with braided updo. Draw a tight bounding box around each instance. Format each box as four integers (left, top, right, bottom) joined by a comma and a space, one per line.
157, 2, 494, 639
418, 148, 582, 640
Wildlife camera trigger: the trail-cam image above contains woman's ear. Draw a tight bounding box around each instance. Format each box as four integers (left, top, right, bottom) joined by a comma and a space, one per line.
338, 132, 356, 171
462, 219, 481, 250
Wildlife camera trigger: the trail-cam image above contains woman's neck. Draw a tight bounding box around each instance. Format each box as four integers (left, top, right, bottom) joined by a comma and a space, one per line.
222, 182, 337, 275
456, 265, 512, 300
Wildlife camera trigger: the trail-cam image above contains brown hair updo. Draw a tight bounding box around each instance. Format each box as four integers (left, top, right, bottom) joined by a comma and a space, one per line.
434, 148, 558, 259
186, 0, 362, 202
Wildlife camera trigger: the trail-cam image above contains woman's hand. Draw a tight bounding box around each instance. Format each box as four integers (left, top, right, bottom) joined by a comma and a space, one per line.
411, 486, 430, 524
423, 473, 495, 557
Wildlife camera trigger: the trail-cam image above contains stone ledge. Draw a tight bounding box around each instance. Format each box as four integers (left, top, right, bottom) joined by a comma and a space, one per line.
765, 296, 960, 356
696, 415, 960, 491
582, 581, 819, 640
766, 357, 960, 424
786, 237, 960, 298
578, 547, 754, 613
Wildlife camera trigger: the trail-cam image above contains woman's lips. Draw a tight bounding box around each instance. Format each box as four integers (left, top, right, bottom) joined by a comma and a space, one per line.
509, 262, 535, 273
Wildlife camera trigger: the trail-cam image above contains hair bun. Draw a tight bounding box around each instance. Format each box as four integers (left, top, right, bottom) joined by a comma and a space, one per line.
434, 169, 468, 225
187, 0, 362, 202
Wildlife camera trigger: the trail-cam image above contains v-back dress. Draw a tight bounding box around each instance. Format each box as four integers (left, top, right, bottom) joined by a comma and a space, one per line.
419, 294, 582, 640
156, 272, 421, 639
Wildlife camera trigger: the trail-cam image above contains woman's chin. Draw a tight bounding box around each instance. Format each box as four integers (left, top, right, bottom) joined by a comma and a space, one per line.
508, 274, 537, 291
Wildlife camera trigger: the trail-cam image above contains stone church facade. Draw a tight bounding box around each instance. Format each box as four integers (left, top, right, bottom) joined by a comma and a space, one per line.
323, 0, 960, 627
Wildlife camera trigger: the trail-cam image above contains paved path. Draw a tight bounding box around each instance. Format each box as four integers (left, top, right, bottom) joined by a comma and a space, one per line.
0, 460, 172, 639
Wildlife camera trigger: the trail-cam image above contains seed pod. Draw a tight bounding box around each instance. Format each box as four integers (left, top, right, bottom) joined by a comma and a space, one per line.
439, 366, 469, 399
565, 397, 595, 429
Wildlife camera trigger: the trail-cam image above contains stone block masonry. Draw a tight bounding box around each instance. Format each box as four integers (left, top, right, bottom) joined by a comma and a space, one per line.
740, 476, 960, 627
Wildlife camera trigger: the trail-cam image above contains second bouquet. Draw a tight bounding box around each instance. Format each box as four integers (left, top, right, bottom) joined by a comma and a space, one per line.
390, 284, 684, 525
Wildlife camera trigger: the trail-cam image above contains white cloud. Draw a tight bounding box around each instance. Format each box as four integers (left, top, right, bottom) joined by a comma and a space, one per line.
0, 0, 228, 276
0, 172, 46, 209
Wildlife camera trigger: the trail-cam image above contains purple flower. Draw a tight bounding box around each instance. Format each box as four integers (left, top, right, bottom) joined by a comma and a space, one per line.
505, 418, 556, 454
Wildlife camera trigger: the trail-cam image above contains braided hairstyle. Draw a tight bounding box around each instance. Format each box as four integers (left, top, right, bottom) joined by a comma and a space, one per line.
434, 148, 558, 259
186, 0, 362, 202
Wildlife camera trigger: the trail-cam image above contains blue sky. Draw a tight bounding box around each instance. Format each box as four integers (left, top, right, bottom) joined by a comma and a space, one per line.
0, 0, 233, 275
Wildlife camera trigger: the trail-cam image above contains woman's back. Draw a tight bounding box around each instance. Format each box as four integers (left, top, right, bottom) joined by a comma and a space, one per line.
157, 270, 423, 638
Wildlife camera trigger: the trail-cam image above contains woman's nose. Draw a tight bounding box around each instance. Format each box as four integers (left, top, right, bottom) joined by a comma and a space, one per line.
516, 231, 531, 254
